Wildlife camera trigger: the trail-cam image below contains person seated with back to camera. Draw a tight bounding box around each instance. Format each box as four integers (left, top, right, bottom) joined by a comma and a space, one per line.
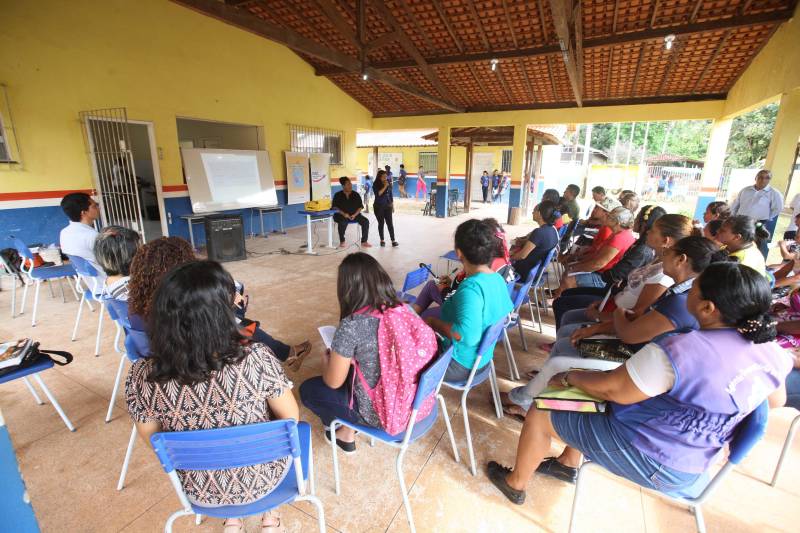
488, 262, 791, 503
555, 205, 636, 295
715, 215, 769, 279
510, 201, 561, 282
300, 252, 437, 453
127, 236, 312, 371
93, 225, 141, 301
332, 176, 371, 249
125, 260, 298, 531
424, 219, 514, 382
413, 218, 512, 319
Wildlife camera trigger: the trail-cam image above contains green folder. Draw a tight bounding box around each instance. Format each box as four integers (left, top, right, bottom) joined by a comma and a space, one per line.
534, 386, 606, 413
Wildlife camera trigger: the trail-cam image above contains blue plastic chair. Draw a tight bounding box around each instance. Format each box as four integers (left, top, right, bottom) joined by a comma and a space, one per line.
569, 400, 770, 533
440, 318, 507, 476
67, 254, 107, 357
330, 347, 457, 533
501, 268, 537, 380
0, 354, 75, 432
771, 410, 800, 487
10, 236, 78, 327
103, 298, 131, 423
521, 247, 558, 333
397, 264, 431, 304
151, 419, 325, 533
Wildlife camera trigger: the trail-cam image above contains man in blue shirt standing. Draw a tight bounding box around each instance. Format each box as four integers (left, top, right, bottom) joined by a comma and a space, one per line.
480, 171, 490, 203
731, 169, 784, 258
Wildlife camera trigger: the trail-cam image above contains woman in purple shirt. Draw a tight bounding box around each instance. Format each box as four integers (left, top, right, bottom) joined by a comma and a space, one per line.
488, 262, 791, 505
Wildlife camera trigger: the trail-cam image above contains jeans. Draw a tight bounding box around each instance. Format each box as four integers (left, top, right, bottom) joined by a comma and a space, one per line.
551, 410, 704, 498
251, 326, 291, 361
334, 213, 369, 243
561, 308, 592, 328
482, 186, 489, 202
574, 271, 607, 288
299, 376, 363, 428
373, 204, 396, 242
786, 368, 800, 410
443, 359, 474, 382
553, 288, 606, 328
550, 323, 584, 358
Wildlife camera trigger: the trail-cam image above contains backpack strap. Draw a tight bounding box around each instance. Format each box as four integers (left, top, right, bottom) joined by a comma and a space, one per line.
36, 348, 74, 366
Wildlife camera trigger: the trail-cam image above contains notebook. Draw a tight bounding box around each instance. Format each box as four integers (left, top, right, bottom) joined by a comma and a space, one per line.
0, 339, 33, 370
317, 326, 336, 350
534, 386, 606, 413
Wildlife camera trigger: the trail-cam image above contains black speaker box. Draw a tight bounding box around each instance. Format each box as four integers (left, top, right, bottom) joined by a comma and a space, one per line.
205, 214, 246, 262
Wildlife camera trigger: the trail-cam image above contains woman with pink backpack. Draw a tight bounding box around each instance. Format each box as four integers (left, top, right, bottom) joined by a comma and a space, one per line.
300, 253, 439, 453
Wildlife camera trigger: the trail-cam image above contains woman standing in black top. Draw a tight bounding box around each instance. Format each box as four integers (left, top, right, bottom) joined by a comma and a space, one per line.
374, 169, 398, 247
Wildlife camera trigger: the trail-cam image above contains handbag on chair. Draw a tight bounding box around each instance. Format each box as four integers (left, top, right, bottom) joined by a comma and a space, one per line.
0, 339, 73, 378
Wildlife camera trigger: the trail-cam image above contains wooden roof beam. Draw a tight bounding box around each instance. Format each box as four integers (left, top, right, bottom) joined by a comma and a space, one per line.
315, 7, 794, 74
313, 0, 359, 48
549, 0, 583, 106
171, 0, 463, 112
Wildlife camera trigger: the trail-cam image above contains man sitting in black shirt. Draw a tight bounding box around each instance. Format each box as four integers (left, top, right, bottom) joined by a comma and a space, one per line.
332, 176, 371, 248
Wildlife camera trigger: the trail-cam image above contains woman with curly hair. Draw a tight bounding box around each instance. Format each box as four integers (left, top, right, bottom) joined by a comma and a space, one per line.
128, 237, 311, 371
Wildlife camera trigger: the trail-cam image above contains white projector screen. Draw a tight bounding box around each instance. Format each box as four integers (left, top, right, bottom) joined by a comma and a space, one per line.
181, 148, 278, 213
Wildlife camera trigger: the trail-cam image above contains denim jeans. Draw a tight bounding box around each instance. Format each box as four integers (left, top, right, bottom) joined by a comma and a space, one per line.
786, 368, 800, 410
551, 410, 704, 498
574, 272, 607, 288
299, 376, 362, 428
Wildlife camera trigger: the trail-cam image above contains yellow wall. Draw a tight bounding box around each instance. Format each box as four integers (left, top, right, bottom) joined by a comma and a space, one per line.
0, 0, 371, 194
723, 3, 800, 118
355, 145, 512, 175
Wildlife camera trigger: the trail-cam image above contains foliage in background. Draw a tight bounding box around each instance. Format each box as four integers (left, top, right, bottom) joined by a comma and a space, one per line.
724, 102, 779, 168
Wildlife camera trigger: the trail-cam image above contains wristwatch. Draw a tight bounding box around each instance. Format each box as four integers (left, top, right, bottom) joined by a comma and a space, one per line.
561, 372, 570, 388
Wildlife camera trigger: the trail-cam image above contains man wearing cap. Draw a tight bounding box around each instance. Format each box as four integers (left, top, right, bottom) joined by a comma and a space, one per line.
731, 169, 783, 258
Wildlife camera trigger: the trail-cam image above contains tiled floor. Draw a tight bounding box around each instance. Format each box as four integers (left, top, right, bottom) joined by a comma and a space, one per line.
1, 202, 798, 532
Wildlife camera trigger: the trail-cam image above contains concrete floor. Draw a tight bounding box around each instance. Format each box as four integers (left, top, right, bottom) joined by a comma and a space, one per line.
0, 204, 798, 532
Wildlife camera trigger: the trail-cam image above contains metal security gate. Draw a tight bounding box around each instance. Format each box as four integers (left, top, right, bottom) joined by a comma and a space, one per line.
80, 108, 145, 238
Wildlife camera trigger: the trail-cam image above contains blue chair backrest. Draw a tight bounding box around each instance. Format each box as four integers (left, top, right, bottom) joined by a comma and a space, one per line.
506, 273, 519, 296
728, 400, 769, 465
150, 419, 301, 473
401, 265, 431, 293
411, 346, 453, 411
533, 247, 558, 286
104, 298, 131, 329
125, 327, 151, 361
512, 269, 537, 311
67, 254, 99, 278
558, 224, 568, 238
475, 316, 508, 362
10, 237, 33, 260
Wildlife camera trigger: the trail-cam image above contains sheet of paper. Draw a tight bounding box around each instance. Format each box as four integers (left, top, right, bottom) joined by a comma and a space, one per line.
567, 271, 591, 277
318, 325, 336, 349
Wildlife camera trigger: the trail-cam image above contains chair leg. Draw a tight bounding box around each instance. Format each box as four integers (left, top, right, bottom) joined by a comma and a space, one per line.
330, 422, 341, 495
19, 279, 30, 316
94, 301, 105, 357
22, 376, 44, 405
461, 390, 477, 476
502, 329, 520, 381
302, 494, 327, 533
164, 510, 193, 533
68, 276, 80, 301
489, 363, 503, 420
532, 287, 543, 333
569, 462, 596, 533
10, 278, 16, 318
72, 294, 86, 341
527, 300, 536, 331
308, 437, 316, 496
47, 279, 55, 298
517, 318, 528, 352
106, 354, 127, 422
692, 505, 706, 533
117, 424, 137, 490
31, 280, 42, 327
195, 514, 202, 525
771, 414, 800, 487
32, 374, 75, 431
58, 277, 66, 302
396, 447, 416, 533
437, 394, 459, 463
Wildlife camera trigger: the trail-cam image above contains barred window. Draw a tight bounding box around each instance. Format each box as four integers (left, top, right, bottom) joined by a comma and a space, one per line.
418, 152, 437, 173
501, 149, 512, 173
289, 124, 343, 165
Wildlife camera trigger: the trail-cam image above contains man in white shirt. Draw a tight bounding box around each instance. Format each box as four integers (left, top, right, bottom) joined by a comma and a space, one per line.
730, 169, 783, 257
59, 192, 103, 274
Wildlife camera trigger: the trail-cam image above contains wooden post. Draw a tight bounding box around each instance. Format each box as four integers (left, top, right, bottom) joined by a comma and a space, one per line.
464, 142, 474, 212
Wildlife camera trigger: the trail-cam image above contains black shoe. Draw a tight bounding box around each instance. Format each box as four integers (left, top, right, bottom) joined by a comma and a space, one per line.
324, 429, 356, 455
536, 457, 577, 484
487, 461, 526, 505
392, 241, 399, 247
380, 241, 386, 247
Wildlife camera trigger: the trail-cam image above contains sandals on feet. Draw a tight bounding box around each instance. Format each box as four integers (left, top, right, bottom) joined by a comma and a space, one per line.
224, 518, 244, 533
262, 511, 286, 533
286, 341, 312, 372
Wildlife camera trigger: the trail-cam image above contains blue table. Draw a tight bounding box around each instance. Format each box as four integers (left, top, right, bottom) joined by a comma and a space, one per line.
298, 209, 337, 254
440, 250, 461, 271
0, 410, 40, 532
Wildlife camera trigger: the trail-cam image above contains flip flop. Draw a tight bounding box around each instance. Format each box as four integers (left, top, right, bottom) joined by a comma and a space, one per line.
286, 341, 312, 372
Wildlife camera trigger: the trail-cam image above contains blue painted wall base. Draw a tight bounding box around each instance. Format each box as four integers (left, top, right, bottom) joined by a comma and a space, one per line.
508, 187, 522, 222
435, 184, 449, 218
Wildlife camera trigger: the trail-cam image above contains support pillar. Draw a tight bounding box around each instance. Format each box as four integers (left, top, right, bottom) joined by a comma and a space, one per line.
533, 142, 544, 203
693, 118, 732, 221
464, 142, 474, 212
507, 124, 527, 224
435, 127, 451, 218
767, 88, 800, 198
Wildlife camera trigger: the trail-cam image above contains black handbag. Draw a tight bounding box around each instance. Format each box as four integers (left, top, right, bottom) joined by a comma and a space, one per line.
0, 340, 73, 379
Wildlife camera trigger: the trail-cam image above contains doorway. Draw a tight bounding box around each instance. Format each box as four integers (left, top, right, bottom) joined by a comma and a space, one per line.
471, 152, 494, 204
82, 110, 166, 242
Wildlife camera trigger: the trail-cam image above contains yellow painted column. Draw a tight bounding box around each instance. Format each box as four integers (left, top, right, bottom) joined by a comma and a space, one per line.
435, 127, 451, 217
766, 88, 800, 197
693, 118, 732, 220
507, 124, 527, 224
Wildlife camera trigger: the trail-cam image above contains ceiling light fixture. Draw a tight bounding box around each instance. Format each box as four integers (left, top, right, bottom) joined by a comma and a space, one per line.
490, 58, 499, 71
664, 34, 676, 50
362, 71, 368, 81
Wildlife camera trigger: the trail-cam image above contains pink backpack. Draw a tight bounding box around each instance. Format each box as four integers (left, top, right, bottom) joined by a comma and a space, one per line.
352, 305, 439, 436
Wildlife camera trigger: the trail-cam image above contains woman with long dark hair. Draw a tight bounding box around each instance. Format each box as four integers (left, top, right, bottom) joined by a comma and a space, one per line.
489, 262, 791, 504
373, 169, 398, 247
125, 261, 298, 531
300, 252, 436, 453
